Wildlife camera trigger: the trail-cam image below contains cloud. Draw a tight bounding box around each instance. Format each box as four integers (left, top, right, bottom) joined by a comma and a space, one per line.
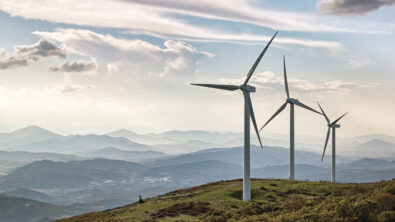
126, 0, 363, 33
34, 28, 213, 77
317, 0, 395, 16
45, 82, 94, 93
0, 0, 366, 49
0, 39, 66, 70
346, 53, 371, 68
219, 71, 378, 94
49, 60, 96, 73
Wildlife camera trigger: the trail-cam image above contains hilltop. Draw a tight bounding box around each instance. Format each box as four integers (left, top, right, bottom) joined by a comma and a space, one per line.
57, 179, 395, 222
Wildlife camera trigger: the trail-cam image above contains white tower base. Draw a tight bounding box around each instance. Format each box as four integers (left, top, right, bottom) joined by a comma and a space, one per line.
331, 124, 340, 183
243, 98, 251, 201
289, 103, 295, 180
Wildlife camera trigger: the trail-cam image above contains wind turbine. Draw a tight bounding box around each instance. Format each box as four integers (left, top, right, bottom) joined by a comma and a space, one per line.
259, 56, 322, 180
191, 31, 278, 201
317, 103, 347, 183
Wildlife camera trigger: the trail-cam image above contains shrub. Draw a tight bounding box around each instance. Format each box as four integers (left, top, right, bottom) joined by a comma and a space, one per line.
374, 193, 395, 211
377, 211, 395, 222
282, 195, 306, 211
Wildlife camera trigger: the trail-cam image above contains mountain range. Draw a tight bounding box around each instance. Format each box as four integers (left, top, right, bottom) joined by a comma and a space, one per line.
1, 126, 395, 159
5, 134, 153, 154
148, 145, 351, 168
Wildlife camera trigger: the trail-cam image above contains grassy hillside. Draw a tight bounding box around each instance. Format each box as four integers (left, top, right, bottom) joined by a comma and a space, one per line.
58, 179, 395, 222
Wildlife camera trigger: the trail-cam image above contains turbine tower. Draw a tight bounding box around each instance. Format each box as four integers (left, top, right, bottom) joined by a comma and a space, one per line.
317, 103, 347, 183
191, 31, 278, 201
259, 56, 322, 180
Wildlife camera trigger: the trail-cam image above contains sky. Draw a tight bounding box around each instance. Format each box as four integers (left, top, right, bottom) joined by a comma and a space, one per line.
0, 0, 394, 137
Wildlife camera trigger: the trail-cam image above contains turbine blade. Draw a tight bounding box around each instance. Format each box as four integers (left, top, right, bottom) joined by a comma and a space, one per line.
294, 100, 322, 115
243, 31, 278, 85
243, 91, 263, 148
259, 102, 287, 131
283, 55, 290, 99
191, 83, 240, 91
331, 112, 348, 126
317, 102, 330, 124
321, 127, 331, 162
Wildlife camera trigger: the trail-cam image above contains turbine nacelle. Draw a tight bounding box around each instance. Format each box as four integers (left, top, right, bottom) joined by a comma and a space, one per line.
331, 123, 340, 128
240, 85, 256, 93
287, 98, 299, 104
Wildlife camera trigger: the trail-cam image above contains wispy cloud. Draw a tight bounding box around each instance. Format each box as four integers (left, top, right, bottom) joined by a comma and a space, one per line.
219, 71, 378, 94
0, 39, 66, 70
45, 82, 94, 93
317, 0, 395, 16
1, 0, 380, 49
127, 0, 353, 33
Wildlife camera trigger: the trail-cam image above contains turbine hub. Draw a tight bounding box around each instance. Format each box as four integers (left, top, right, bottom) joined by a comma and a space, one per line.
240, 85, 256, 92
287, 98, 298, 104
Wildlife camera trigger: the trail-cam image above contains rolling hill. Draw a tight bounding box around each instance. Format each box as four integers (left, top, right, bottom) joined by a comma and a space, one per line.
0, 159, 149, 190
1, 188, 59, 204
0, 194, 68, 222
57, 178, 395, 222
0, 150, 85, 175
82, 147, 167, 162
0, 193, 127, 222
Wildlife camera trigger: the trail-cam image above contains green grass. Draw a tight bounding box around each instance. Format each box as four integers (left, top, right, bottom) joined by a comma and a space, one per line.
57, 178, 395, 222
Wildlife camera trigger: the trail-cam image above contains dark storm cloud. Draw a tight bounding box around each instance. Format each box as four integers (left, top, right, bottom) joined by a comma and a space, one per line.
318, 0, 395, 16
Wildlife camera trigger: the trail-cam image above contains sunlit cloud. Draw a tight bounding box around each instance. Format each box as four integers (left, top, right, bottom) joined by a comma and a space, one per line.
34, 28, 214, 77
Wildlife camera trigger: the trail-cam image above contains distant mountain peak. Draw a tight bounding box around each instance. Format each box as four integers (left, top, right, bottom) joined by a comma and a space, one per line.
0, 125, 63, 148
97, 146, 121, 151
8, 125, 62, 138
363, 138, 394, 147
13, 125, 52, 133
108, 129, 139, 135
